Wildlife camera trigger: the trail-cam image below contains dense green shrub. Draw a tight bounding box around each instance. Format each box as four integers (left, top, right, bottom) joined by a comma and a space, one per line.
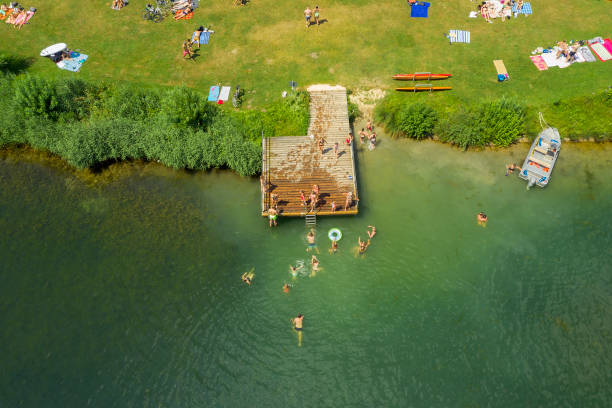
477, 99, 525, 146
397, 103, 437, 140
96, 85, 161, 121
14, 76, 61, 120
160, 86, 218, 130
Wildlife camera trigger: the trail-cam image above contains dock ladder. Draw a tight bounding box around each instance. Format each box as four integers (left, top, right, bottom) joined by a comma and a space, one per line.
305, 214, 317, 226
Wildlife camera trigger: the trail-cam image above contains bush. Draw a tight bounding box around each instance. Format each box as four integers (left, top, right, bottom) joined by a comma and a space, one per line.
476, 98, 525, 147
97, 85, 161, 121
397, 103, 437, 140
160, 86, 218, 130
13, 76, 61, 120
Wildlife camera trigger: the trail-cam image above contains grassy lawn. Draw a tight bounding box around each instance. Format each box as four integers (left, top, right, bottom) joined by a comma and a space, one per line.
1, 0, 610, 108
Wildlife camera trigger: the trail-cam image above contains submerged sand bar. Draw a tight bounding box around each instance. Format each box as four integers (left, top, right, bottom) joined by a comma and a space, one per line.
261, 85, 358, 217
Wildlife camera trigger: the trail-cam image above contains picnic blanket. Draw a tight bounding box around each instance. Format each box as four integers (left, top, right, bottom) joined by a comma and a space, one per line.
512, 2, 532, 15
540, 52, 560, 68
57, 52, 88, 72
590, 42, 611, 61
579, 46, 597, 62
448, 30, 470, 44
529, 55, 548, 70
218, 86, 231, 102
175, 10, 193, 20
410, 2, 430, 18
208, 86, 220, 102
191, 31, 211, 45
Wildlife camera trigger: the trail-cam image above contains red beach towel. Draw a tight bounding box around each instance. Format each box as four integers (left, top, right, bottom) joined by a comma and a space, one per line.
530, 55, 548, 70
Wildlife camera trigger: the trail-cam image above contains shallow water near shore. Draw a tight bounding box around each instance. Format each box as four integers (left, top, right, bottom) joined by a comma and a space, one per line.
1, 139, 611, 407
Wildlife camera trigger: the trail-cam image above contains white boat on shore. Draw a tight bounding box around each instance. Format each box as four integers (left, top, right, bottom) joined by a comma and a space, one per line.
519, 118, 561, 189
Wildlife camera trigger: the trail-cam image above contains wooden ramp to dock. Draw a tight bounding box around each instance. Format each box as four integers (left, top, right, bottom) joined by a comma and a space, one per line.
261, 85, 358, 217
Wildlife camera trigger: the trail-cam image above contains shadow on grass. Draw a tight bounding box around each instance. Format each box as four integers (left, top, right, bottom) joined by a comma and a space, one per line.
0, 54, 35, 74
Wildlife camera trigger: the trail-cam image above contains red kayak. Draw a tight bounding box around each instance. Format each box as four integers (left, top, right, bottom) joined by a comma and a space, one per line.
396, 86, 452, 92
393, 73, 452, 81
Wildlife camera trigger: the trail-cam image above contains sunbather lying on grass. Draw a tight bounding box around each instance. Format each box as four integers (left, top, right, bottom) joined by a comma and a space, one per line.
112, 0, 126, 10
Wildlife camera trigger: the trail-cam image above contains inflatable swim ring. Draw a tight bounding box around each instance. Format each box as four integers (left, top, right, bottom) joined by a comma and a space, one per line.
328, 228, 342, 241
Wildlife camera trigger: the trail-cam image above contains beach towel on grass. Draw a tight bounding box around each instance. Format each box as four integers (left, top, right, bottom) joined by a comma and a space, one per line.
512, 2, 532, 15
175, 10, 193, 20
579, 46, 596, 62
540, 52, 559, 68
603, 38, 612, 54
590, 42, 611, 61
57, 52, 88, 72
493, 60, 508, 75
218, 86, 231, 102
208, 86, 220, 102
410, 2, 430, 18
529, 55, 548, 70
191, 31, 211, 45
448, 30, 470, 44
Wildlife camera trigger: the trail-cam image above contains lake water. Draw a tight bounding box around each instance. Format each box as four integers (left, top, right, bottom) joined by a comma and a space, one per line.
1, 139, 611, 407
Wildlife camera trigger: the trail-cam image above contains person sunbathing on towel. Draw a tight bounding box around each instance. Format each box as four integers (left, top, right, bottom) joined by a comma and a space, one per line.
556, 41, 568, 59
112, 0, 125, 10
566, 43, 580, 63
5, 7, 19, 24
0, 4, 8, 17
10, 7, 25, 26
15, 9, 32, 28
175, 5, 192, 19
480, 4, 491, 23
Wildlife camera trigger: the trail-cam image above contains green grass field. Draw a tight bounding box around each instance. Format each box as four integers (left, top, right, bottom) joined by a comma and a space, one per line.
1, 0, 610, 108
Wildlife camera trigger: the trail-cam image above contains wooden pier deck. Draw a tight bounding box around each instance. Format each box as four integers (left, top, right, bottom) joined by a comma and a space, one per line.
261, 85, 358, 217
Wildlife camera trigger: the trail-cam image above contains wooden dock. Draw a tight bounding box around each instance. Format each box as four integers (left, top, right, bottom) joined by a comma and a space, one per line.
261, 85, 358, 217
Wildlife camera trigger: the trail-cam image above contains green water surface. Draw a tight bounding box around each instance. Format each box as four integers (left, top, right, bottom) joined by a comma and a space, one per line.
1, 139, 611, 407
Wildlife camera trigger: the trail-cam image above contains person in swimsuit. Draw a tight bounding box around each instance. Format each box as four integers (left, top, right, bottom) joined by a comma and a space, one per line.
334, 142, 339, 160
283, 283, 291, 293
312, 184, 320, 196
241, 268, 255, 285
299, 190, 307, 209
268, 207, 278, 227
359, 128, 367, 144
329, 239, 338, 254
313, 6, 320, 25
331, 200, 336, 213
304, 7, 312, 28
368, 132, 376, 151
318, 137, 325, 153
344, 191, 356, 211
358, 237, 370, 254
271, 193, 279, 209
367, 120, 372, 132
310, 255, 320, 276
346, 132, 353, 146
292, 314, 304, 346
306, 229, 318, 253
505, 163, 521, 176
289, 263, 303, 278
182, 40, 192, 59
191, 26, 204, 49
477, 212, 488, 226
309, 190, 317, 212
367, 225, 376, 239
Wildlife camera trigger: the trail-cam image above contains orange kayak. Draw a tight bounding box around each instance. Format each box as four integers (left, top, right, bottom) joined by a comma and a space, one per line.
396, 86, 452, 92
393, 74, 452, 81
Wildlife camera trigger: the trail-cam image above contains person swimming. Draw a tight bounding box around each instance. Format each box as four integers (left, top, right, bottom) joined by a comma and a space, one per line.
283, 283, 291, 293
289, 263, 304, 278
241, 268, 255, 285
292, 313, 304, 346
477, 212, 488, 226
310, 255, 320, 277
329, 239, 338, 254
358, 236, 370, 254
306, 228, 318, 253
505, 163, 521, 176
367, 225, 376, 239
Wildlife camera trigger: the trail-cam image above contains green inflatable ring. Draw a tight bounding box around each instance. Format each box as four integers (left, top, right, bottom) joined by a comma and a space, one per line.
328, 228, 342, 241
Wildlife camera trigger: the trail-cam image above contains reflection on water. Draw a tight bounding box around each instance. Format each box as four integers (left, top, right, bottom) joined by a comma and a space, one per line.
1, 141, 611, 407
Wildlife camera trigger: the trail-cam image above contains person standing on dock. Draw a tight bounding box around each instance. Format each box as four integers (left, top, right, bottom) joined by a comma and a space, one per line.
346, 132, 353, 146
271, 193, 279, 209
268, 207, 278, 227
299, 190, 307, 210
331, 200, 336, 213
309, 190, 317, 212
334, 142, 339, 160
344, 191, 355, 211
318, 137, 326, 154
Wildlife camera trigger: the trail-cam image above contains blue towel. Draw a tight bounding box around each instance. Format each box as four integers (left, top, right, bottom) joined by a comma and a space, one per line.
512, 2, 532, 15
208, 86, 220, 102
191, 31, 211, 45
448, 30, 470, 44
410, 2, 430, 18
57, 53, 88, 72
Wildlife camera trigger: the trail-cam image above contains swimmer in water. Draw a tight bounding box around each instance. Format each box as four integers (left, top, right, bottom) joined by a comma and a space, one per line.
329, 239, 338, 254
306, 228, 319, 253
367, 225, 376, 239
358, 236, 370, 254
310, 255, 320, 277
283, 283, 291, 293
292, 313, 304, 346
289, 263, 304, 278
477, 212, 488, 226
241, 268, 255, 285
505, 163, 521, 176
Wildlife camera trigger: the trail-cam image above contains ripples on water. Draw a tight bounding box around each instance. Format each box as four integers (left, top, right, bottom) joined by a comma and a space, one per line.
1, 142, 611, 407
